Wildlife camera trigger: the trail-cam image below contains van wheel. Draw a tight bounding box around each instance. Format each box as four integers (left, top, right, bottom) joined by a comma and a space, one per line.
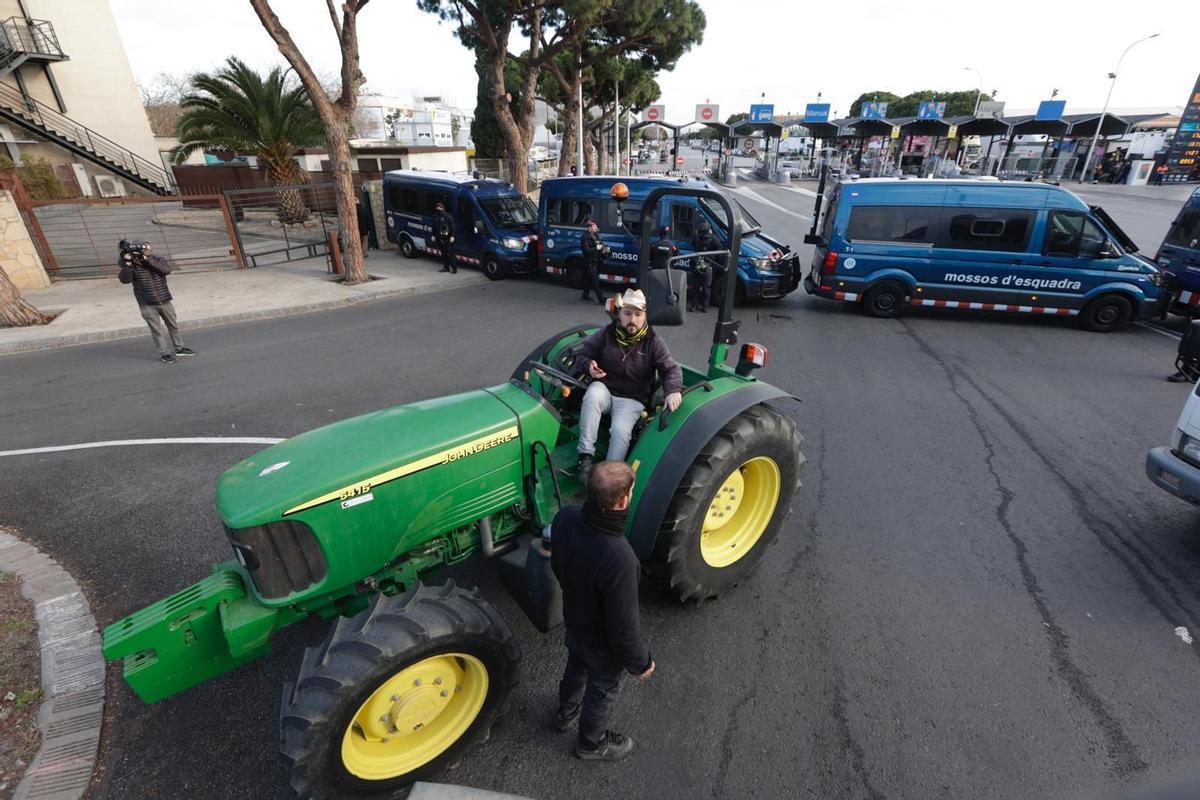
565, 259, 587, 290
863, 280, 907, 318
483, 256, 506, 281
399, 236, 418, 259
1081, 294, 1133, 332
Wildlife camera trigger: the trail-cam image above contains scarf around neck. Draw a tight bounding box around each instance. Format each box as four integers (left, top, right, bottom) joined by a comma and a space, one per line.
582, 501, 629, 537
614, 321, 649, 348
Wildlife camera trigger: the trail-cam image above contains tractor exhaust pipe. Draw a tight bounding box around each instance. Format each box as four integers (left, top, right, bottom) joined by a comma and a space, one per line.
478, 516, 516, 559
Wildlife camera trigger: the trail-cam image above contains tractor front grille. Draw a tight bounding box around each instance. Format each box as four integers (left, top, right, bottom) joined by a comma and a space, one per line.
225, 520, 327, 600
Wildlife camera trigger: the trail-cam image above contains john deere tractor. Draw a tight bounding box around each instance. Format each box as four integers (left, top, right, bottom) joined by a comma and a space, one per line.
102, 185, 805, 798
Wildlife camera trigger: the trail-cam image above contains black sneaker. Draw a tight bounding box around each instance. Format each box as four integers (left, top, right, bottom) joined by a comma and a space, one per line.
554, 703, 581, 732
1168, 371, 1192, 383
175, 347, 196, 357
160, 354, 177, 364
576, 731, 633, 761
576, 454, 594, 486
439, 267, 450, 273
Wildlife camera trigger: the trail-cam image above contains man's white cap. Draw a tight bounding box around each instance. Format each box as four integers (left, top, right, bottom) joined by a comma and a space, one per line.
617, 289, 647, 310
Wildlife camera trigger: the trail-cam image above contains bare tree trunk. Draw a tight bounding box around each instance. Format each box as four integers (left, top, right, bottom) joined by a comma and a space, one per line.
557, 81, 580, 177
249, 0, 368, 283
584, 127, 597, 175
488, 50, 529, 193
597, 111, 609, 174
0, 268, 44, 327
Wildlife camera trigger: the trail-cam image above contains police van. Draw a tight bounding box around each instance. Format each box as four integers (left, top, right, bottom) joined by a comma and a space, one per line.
537, 176, 802, 303
382, 170, 538, 279
1155, 187, 1200, 315
803, 178, 1165, 331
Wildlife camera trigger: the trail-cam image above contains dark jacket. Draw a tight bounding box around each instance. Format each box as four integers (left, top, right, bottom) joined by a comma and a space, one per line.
578, 322, 684, 406
432, 210, 455, 244
649, 236, 677, 269
118, 254, 172, 306
550, 505, 651, 674
356, 202, 372, 235
581, 229, 606, 267
694, 230, 724, 272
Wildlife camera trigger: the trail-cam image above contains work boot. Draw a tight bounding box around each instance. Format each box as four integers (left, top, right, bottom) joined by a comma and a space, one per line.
575, 731, 633, 761
1168, 370, 1192, 383
576, 454, 594, 486
580, 293, 592, 302
554, 703, 581, 732
698, 303, 708, 313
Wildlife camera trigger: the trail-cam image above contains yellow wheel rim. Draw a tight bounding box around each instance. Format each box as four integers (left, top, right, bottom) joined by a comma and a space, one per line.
700, 457, 781, 568
341, 653, 488, 781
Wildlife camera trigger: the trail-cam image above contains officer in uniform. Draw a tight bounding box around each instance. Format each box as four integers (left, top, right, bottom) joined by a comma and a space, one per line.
580, 219, 607, 305
432, 201, 457, 274
649, 225, 677, 270
689, 221, 721, 312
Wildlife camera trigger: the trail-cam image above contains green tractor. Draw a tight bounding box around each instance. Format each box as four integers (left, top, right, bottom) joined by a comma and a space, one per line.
102, 185, 806, 798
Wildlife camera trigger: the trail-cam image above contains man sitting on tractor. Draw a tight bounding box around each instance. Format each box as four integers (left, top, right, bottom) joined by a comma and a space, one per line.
575, 288, 683, 483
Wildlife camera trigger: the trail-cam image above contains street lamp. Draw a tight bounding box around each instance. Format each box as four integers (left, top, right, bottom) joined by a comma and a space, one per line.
964, 66, 983, 115
1077, 32, 1160, 183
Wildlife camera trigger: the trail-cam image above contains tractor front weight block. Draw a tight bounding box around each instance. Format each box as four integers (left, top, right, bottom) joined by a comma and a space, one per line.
102, 563, 302, 703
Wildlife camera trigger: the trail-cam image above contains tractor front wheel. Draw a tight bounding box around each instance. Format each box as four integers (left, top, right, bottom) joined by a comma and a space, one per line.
646, 405, 804, 602
280, 582, 520, 799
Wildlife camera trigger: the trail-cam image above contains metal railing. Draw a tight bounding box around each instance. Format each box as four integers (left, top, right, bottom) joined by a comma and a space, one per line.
0, 17, 65, 68
0, 80, 173, 192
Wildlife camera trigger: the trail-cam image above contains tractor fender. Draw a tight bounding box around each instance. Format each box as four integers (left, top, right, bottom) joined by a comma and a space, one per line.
627, 382, 794, 560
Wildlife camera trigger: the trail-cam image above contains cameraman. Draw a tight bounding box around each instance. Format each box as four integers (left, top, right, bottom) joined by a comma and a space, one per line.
580, 219, 608, 306
118, 240, 195, 364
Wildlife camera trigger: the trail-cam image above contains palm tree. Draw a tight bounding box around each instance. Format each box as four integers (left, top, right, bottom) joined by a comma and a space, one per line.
174, 57, 324, 224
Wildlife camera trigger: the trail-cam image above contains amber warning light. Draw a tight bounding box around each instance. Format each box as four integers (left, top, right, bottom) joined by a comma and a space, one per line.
610, 182, 629, 201
735, 343, 768, 377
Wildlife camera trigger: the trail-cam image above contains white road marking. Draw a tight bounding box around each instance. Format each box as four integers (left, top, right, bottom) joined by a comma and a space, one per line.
731, 186, 812, 221
1136, 321, 1182, 341
0, 437, 285, 458
1175, 626, 1193, 645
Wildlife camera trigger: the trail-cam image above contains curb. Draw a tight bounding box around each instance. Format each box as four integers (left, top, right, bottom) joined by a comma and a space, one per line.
0, 530, 104, 800
0, 273, 484, 356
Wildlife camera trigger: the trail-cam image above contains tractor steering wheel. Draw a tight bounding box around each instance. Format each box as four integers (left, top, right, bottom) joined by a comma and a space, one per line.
528, 360, 589, 391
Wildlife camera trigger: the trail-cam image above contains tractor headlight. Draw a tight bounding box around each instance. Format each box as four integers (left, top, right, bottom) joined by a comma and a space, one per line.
504, 238, 524, 250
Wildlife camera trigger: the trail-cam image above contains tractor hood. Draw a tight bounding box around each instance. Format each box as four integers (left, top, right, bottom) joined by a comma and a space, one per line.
217, 387, 520, 529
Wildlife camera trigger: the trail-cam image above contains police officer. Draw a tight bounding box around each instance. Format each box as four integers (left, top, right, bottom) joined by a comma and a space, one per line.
580, 219, 607, 305
649, 225, 677, 270
689, 221, 721, 313
432, 201, 457, 274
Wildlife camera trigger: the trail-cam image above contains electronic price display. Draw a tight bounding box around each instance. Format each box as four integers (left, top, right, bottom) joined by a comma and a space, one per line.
1164, 73, 1200, 183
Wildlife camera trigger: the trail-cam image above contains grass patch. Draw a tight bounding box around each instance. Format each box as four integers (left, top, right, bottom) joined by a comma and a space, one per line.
0, 570, 41, 798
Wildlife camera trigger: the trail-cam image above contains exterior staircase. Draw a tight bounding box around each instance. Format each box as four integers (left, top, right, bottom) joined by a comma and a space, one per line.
0, 17, 173, 195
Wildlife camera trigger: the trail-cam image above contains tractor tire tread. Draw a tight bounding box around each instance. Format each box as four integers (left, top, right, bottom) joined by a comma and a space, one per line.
644, 405, 804, 603
280, 581, 520, 800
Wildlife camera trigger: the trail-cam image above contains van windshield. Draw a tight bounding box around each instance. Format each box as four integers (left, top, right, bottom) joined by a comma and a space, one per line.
1166, 207, 1200, 249
700, 197, 761, 235
480, 195, 537, 228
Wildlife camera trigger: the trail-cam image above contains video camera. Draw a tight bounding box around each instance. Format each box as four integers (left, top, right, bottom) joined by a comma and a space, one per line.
119, 239, 150, 264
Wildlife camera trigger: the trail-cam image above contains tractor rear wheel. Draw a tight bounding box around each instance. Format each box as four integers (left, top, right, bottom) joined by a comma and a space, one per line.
280, 582, 520, 799
646, 405, 804, 602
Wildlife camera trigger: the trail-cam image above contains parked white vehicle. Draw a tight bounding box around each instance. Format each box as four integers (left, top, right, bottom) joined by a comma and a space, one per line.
1146, 382, 1200, 505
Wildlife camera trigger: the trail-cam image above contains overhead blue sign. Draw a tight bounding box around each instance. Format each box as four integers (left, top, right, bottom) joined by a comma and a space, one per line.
1035, 100, 1066, 120
861, 101, 888, 119
749, 104, 775, 123
804, 103, 830, 123
918, 101, 946, 120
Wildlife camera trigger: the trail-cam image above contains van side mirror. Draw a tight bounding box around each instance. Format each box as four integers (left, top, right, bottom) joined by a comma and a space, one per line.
473, 221, 485, 235
1100, 240, 1119, 258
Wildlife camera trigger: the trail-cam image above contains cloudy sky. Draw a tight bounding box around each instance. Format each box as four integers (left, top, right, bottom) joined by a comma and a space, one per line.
111, 0, 1195, 119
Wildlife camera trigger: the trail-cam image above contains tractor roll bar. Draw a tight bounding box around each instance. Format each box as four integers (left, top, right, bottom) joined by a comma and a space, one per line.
634, 186, 743, 343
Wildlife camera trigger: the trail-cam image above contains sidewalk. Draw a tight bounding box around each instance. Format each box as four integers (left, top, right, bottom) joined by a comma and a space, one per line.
1, 253, 487, 355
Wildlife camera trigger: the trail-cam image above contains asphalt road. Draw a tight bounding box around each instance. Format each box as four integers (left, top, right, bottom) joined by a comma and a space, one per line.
3, 180, 1199, 800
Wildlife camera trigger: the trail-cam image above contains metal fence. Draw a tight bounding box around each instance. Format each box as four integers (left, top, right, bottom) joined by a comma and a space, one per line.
29, 195, 241, 278
223, 183, 340, 268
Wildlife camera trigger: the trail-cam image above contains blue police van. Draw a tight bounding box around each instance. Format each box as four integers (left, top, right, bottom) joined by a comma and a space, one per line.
537, 176, 802, 303
803, 178, 1165, 331
1154, 187, 1200, 315
382, 170, 538, 279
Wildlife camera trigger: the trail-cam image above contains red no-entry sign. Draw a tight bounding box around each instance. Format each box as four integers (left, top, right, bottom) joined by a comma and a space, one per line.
645, 105, 665, 122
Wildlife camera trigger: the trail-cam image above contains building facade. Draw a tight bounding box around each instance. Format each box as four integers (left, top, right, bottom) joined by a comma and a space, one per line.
0, 0, 167, 196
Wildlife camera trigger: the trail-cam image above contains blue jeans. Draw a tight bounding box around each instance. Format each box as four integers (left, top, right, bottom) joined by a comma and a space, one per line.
578, 382, 644, 462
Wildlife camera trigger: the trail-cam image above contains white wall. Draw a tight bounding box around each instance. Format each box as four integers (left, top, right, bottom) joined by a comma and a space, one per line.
0, 1, 160, 169
403, 150, 468, 173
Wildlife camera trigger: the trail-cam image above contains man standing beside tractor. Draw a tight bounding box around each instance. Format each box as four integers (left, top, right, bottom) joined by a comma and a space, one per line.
551, 460, 655, 761
575, 289, 683, 483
